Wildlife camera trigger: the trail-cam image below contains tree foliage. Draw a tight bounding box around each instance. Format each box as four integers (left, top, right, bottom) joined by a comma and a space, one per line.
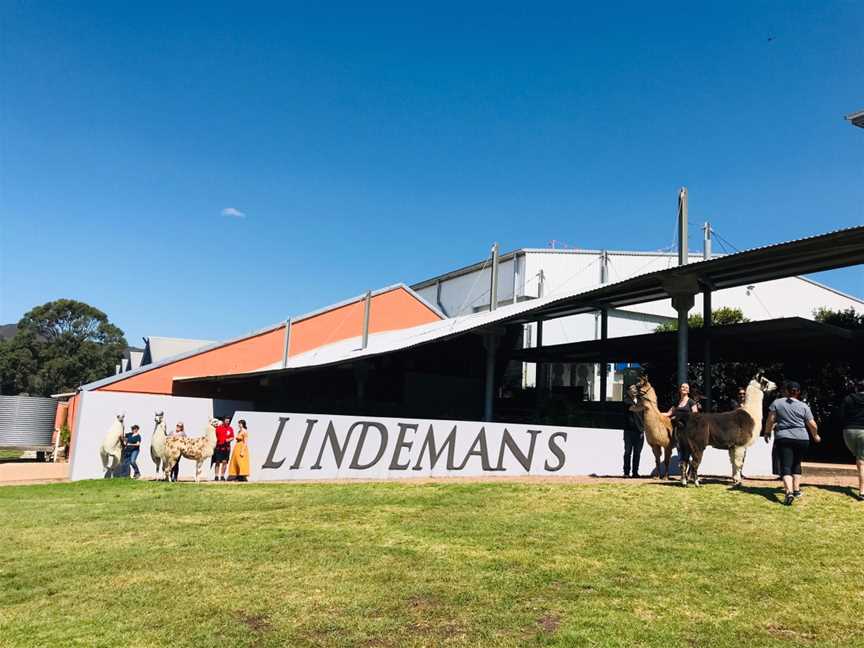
654, 307, 749, 333
0, 300, 127, 395
813, 306, 864, 330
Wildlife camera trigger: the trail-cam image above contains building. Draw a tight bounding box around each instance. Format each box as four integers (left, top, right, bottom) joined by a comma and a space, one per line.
411, 245, 864, 399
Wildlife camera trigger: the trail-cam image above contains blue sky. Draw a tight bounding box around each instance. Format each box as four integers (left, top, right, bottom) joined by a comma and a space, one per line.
1, 1, 862, 345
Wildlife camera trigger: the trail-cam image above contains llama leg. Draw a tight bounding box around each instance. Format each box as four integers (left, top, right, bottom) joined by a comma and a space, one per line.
663, 446, 672, 480
691, 447, 703, 487
730, 446, 746, 485
652, 445, 662, 478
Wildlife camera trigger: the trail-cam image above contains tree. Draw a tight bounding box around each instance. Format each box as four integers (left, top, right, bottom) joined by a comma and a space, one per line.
654, 307, 749, 333
0, 300, 127, 395
813, 306, 864, 330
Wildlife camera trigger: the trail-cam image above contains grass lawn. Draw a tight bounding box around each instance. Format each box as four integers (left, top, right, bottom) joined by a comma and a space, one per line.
0, 450, 22, 460
2, 479, 863, 648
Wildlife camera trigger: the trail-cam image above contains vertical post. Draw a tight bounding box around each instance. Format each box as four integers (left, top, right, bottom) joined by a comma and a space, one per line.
600, 250, 609, 284
535, 270, 547, 395
672, 294, 694, 387
281, 318, 292, 368
599, 308, 608, 401
537, 269, 545, 299
703, 221, 712, 260
490, 242, 499, 311
483, 332, 499, 421
512, 254, 519, 305
361, 290, 372, 350
703, 288, 712, 411
678, 187, 689, 266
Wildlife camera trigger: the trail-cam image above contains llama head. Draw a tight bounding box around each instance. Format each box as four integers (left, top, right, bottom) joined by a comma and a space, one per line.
154, 411, 164, 423
750, 374, 777, 393
117, 413, 125, 423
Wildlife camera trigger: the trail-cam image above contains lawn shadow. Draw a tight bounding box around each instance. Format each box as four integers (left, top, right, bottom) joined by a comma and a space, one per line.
647, 476, 785, 503
804, 483, 861, 501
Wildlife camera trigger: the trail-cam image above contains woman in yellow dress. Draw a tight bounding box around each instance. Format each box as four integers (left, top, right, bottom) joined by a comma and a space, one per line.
228, 419, 250, 481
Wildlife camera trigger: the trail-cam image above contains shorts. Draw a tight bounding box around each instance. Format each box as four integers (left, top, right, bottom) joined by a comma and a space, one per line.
212, 443, 231, 463
775, 437, 809, 477
843, 428, 864, 460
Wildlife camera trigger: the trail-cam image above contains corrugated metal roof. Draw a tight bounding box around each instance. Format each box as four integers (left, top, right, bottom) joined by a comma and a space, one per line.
144, 337, 216, 363
179, 224, 864, 386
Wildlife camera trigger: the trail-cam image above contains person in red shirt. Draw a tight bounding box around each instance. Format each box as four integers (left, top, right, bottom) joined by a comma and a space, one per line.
212, 416, 234, 481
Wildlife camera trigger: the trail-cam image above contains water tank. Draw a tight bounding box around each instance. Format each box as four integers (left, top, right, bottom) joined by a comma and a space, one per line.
0, 395, 58, 448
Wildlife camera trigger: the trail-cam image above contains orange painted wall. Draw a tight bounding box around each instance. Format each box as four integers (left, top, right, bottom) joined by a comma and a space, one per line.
94, 287, 441, 395
288, 287, 440, 356
99, 326, 285, 395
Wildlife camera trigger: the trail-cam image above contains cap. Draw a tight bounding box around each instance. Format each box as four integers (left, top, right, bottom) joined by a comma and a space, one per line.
784, 380, 800, 392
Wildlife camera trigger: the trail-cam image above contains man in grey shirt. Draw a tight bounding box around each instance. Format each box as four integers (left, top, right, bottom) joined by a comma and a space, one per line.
764, 381, 820, 506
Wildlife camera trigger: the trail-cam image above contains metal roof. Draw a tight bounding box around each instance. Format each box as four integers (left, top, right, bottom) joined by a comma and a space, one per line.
143, 337, 215, 364
846, 110, 864, 128
178, 224, 864, 387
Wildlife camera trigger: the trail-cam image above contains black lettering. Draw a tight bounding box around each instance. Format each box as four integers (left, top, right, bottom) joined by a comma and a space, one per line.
262, 416, 290, 469
389, 423, 417, 470
544, 432, 567, 472
349, 422, 389, 469
310, 421, 353, 469
412, 424, 458, 470
454, 428, 494, 471
289, 418, 318, 469
494, 429, 542, 472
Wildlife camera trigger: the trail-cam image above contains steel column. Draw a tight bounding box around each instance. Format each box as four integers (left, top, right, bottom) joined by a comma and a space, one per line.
703, 289, 712, 410
599, 308, 608, 402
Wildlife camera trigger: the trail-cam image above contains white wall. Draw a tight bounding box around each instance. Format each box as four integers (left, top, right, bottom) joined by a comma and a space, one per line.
211, 410, 776, 480
69, 390, 252, 481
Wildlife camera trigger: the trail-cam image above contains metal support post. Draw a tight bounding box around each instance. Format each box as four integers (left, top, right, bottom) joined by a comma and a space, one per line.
490, 242, 499, 311
678, 187, 688, 266
599, 308, 608, 401
361, 290, 372, 349
281, 318, 292, 368
483, 332, 500, 421
672, 294, 695, 386
703, 288, 712, 410
703, 221, 712, 260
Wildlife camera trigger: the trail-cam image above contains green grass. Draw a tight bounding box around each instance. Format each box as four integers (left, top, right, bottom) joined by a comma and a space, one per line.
2, 479, 863, 648
0, 450, 23, 460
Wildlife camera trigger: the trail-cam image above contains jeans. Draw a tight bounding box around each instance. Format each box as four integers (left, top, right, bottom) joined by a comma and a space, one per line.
623, 430, 644, 476
122, 448, 140, 478
170, 458, 180, 482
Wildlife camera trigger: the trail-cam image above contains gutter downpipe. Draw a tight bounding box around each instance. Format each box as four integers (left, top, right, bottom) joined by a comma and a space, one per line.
361, 290, 372, 350
281, 318, 292, 368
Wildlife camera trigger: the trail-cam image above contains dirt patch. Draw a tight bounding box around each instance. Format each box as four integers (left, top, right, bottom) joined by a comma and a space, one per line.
538, 614, 561, 634
765, 623, 816, 642
407, 594, 439, 610
235, 612, 272, 633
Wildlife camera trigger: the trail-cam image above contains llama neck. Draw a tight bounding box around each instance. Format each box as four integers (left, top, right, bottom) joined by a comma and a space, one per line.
743, 387, 764, 432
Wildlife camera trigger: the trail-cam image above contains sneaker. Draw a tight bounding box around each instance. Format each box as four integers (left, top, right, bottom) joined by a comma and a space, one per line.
793, 490, 803, 499
784, 493, 795, 506
857, 493, 864, 501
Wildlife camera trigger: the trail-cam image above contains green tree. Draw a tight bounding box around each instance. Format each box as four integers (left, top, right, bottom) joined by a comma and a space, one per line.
654, 306, 749, 332
813, 306, 864, 330
0, 300, 127, 395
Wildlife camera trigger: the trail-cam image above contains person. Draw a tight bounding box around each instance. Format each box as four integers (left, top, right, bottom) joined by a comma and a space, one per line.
662, 382, 699, 430
764, 381, 820, 506
732, 386, 747, 409
122, 424, 142, 479
212, 416, 234, 481
840, 379, 864, 501
228, 419, 250, 482
622, 384, 645, 478
169, 422, 186, 482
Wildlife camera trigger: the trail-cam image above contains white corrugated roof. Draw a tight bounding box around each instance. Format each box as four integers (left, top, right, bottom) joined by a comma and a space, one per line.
145, 337, 216, 363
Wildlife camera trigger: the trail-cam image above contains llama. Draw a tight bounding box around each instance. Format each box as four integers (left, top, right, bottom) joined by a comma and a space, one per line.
634, 375, 675, 479
163, 418, 219, 483
678, 375, 778, 487
99, 414, 126, 478
149, 411, 168, 480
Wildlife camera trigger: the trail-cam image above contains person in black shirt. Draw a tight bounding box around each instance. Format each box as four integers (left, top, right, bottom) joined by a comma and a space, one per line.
841, 379, 864, 500
623, 384, 645, 478
121, 425, 142, 479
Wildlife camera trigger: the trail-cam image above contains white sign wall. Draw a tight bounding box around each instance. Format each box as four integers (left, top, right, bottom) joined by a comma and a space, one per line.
69, 393, 774, 481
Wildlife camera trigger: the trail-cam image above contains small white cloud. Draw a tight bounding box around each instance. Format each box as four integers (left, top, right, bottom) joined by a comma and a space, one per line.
221, 207, 246, 219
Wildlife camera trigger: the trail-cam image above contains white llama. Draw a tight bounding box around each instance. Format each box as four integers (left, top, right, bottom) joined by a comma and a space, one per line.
99, 413, 126, 478
149, 411, 168, 480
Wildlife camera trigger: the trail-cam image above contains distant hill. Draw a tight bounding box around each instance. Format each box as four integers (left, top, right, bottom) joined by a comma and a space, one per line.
0, 324, 17, 340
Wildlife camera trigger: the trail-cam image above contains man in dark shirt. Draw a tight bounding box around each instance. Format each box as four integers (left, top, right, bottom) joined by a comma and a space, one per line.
121, 424, 142, 479
623, 384, 645, 478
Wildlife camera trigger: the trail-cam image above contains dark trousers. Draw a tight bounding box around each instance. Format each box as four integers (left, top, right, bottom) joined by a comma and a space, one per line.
170, 458, 180, 482
776, 438, 809, 477
623, 430, 644, 476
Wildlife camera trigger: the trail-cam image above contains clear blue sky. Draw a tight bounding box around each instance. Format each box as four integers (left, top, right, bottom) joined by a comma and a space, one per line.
1, 1, 862, 345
